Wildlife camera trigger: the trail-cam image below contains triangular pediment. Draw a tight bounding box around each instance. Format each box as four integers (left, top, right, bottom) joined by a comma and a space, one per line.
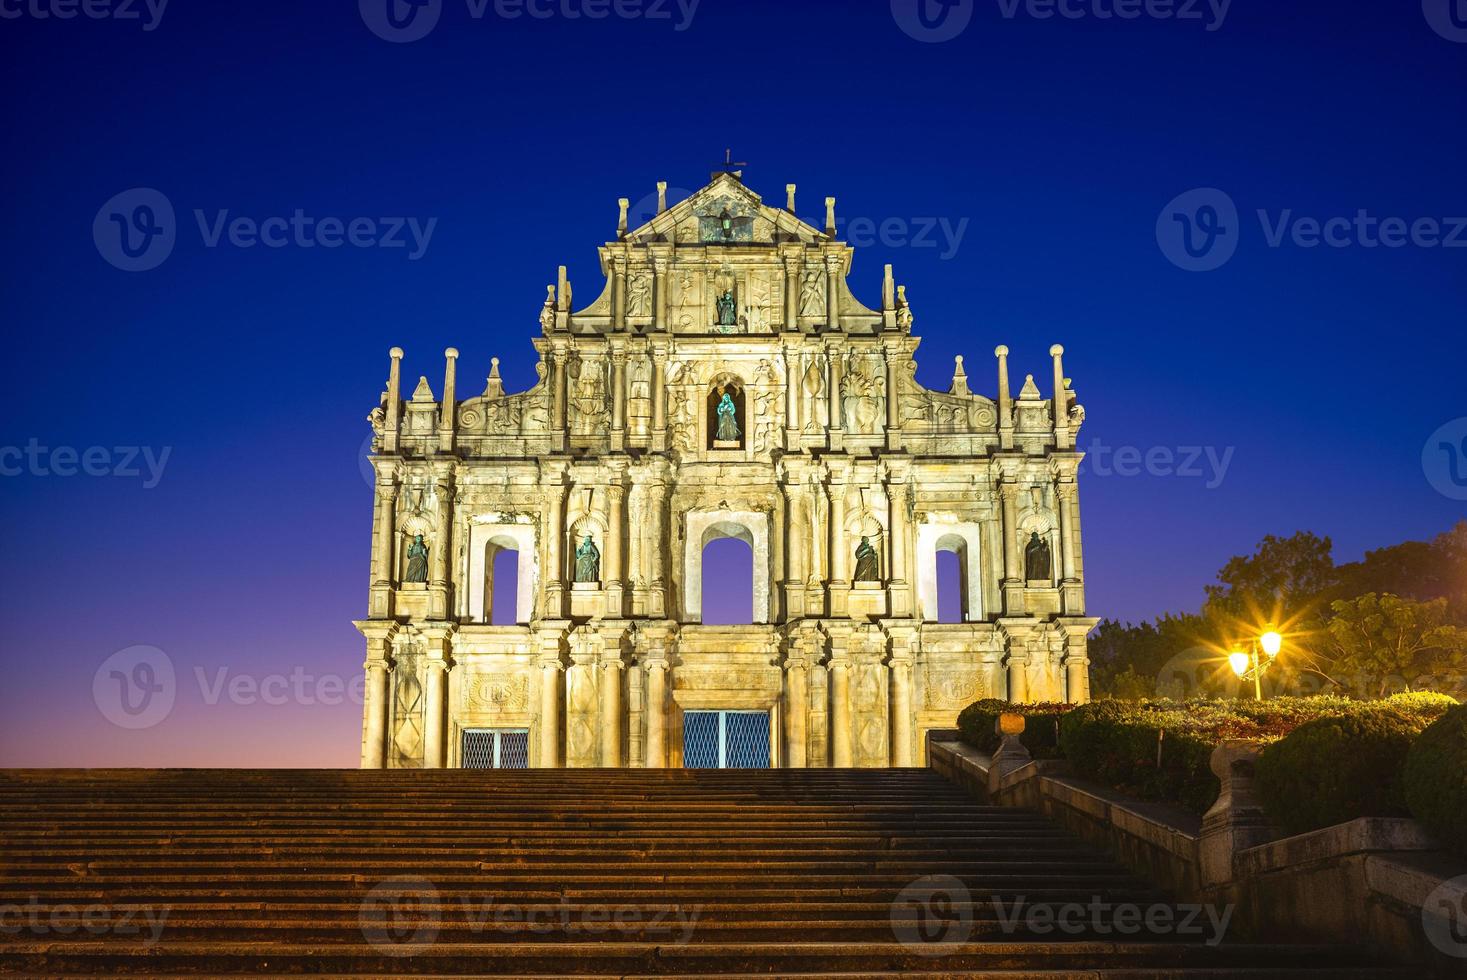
626, 173, 827, 246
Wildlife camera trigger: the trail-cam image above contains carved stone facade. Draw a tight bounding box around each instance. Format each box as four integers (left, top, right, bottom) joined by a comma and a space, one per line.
356, 172, 1097, 770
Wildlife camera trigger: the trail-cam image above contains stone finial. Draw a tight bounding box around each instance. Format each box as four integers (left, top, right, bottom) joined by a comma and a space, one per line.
444, 347, 459, 360
949, 355, 971, 397
995, 345, 1009, 358
824, 197, 837, 236
484, 356, 505, 398
557, 266, 571, 311
882, 265, 895, 311
411, 376, 435, 403
988, 712, 1033, 796
1019, 374, 1041, 400
1200, 740, 1276, 888
656, 182, 667, 214
786, 183, 797, 212
389, 347, 404, 361
617, 198, 630, 236
1050, 344, 1065, 358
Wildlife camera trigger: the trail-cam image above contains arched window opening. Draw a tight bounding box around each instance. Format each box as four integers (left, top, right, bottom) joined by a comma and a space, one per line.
935, 540, 967, 624
489, 546, 521, 625
701, 536, 753, 625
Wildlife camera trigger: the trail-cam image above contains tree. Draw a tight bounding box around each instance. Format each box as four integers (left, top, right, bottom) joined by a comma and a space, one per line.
1204, 531, 1337, 621
1314, 593, 1467, 698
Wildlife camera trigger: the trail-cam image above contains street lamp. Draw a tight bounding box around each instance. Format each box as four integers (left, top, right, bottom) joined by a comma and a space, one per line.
1229, 626, 1284, 700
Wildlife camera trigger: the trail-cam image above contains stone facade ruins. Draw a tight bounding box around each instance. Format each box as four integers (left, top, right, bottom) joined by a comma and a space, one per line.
357, 171, 1097, 769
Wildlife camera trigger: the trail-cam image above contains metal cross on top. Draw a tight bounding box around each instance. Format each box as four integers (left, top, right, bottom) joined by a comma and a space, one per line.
715, 148, 748, 177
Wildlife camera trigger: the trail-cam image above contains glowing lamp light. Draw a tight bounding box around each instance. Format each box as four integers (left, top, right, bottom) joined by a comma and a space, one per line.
1261, 630, 1283, 658
1228, 652, 1251, 677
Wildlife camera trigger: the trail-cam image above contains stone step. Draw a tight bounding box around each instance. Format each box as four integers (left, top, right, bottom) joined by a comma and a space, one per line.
0, 940, 1408, 976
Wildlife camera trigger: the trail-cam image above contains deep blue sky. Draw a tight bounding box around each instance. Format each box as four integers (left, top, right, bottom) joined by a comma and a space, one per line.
1, 0, 1463, 766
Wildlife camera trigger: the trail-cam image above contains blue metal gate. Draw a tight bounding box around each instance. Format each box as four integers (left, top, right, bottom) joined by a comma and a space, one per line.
683, 710, 771, 769
461, 729, 529, 769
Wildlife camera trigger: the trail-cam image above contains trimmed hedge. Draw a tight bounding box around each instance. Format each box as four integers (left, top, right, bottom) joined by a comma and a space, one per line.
957, 695, 1458, 817
1404, 705, 1467, 855
956, 699, 1071, 759
1255, 707, 1437, 836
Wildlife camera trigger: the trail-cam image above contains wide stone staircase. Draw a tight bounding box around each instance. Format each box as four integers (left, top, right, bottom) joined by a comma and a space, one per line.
0, 767, 1410, 977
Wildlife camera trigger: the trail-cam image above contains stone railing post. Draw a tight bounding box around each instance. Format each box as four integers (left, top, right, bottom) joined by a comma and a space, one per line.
988, 712, 1033, 796
1200, 740, 1276, 889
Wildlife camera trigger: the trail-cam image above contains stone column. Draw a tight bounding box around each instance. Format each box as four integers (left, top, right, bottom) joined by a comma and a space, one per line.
438, 347, 458, 452
362, 660, 391, 768
783, 343, 802, 450
883, 343, 902, 448
605, 481, 626, 615
600, 652, 624, 768
384, 347, 403, 453
612, 257, 627, 332
995, 345, 1014, 451
650, 341, 667, 450
539, 660, 562, 768
610, 346, 627, 452
783, 252, 801, 331
890, 656, 914, 767
784, 656, 809, 768
430, 469, 453, 620
1058, 482, 1077, 582
1065, 641, 1090, 705
1000, 480, 1024, 614
888, 477, 911, 591
829, 481, 848, 585
370, 468, 398, 619
652, 257, 669, 331
824, 252, 842, 332
356, 622, 397, 769
1050, 345, 1071, 450
422, 628, 452, 769
1007, 649, 1029, 704
646, 468, 669, 618
644, 646, 669, 768
551, 345, 569, 441
827, 347, 844, 437
372, 473, 398, 587
543, 475, 567, 617
830, 654, 853, 767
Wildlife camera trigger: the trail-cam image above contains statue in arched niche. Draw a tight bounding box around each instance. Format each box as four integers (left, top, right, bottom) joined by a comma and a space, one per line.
405, 534, 430, 583
574, 534, 601, 583
715, 387, 741, 441
1025, 531, 1052, 582
853, 536, 881, 583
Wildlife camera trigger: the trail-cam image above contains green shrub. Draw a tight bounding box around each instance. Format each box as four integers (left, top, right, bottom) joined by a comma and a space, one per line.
1256, 708, 1435, 836
1385, 691, 1459, 714
1404, 705, 1467, 855
1057, 700, 1231, 813
956, 699, 1071, 758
